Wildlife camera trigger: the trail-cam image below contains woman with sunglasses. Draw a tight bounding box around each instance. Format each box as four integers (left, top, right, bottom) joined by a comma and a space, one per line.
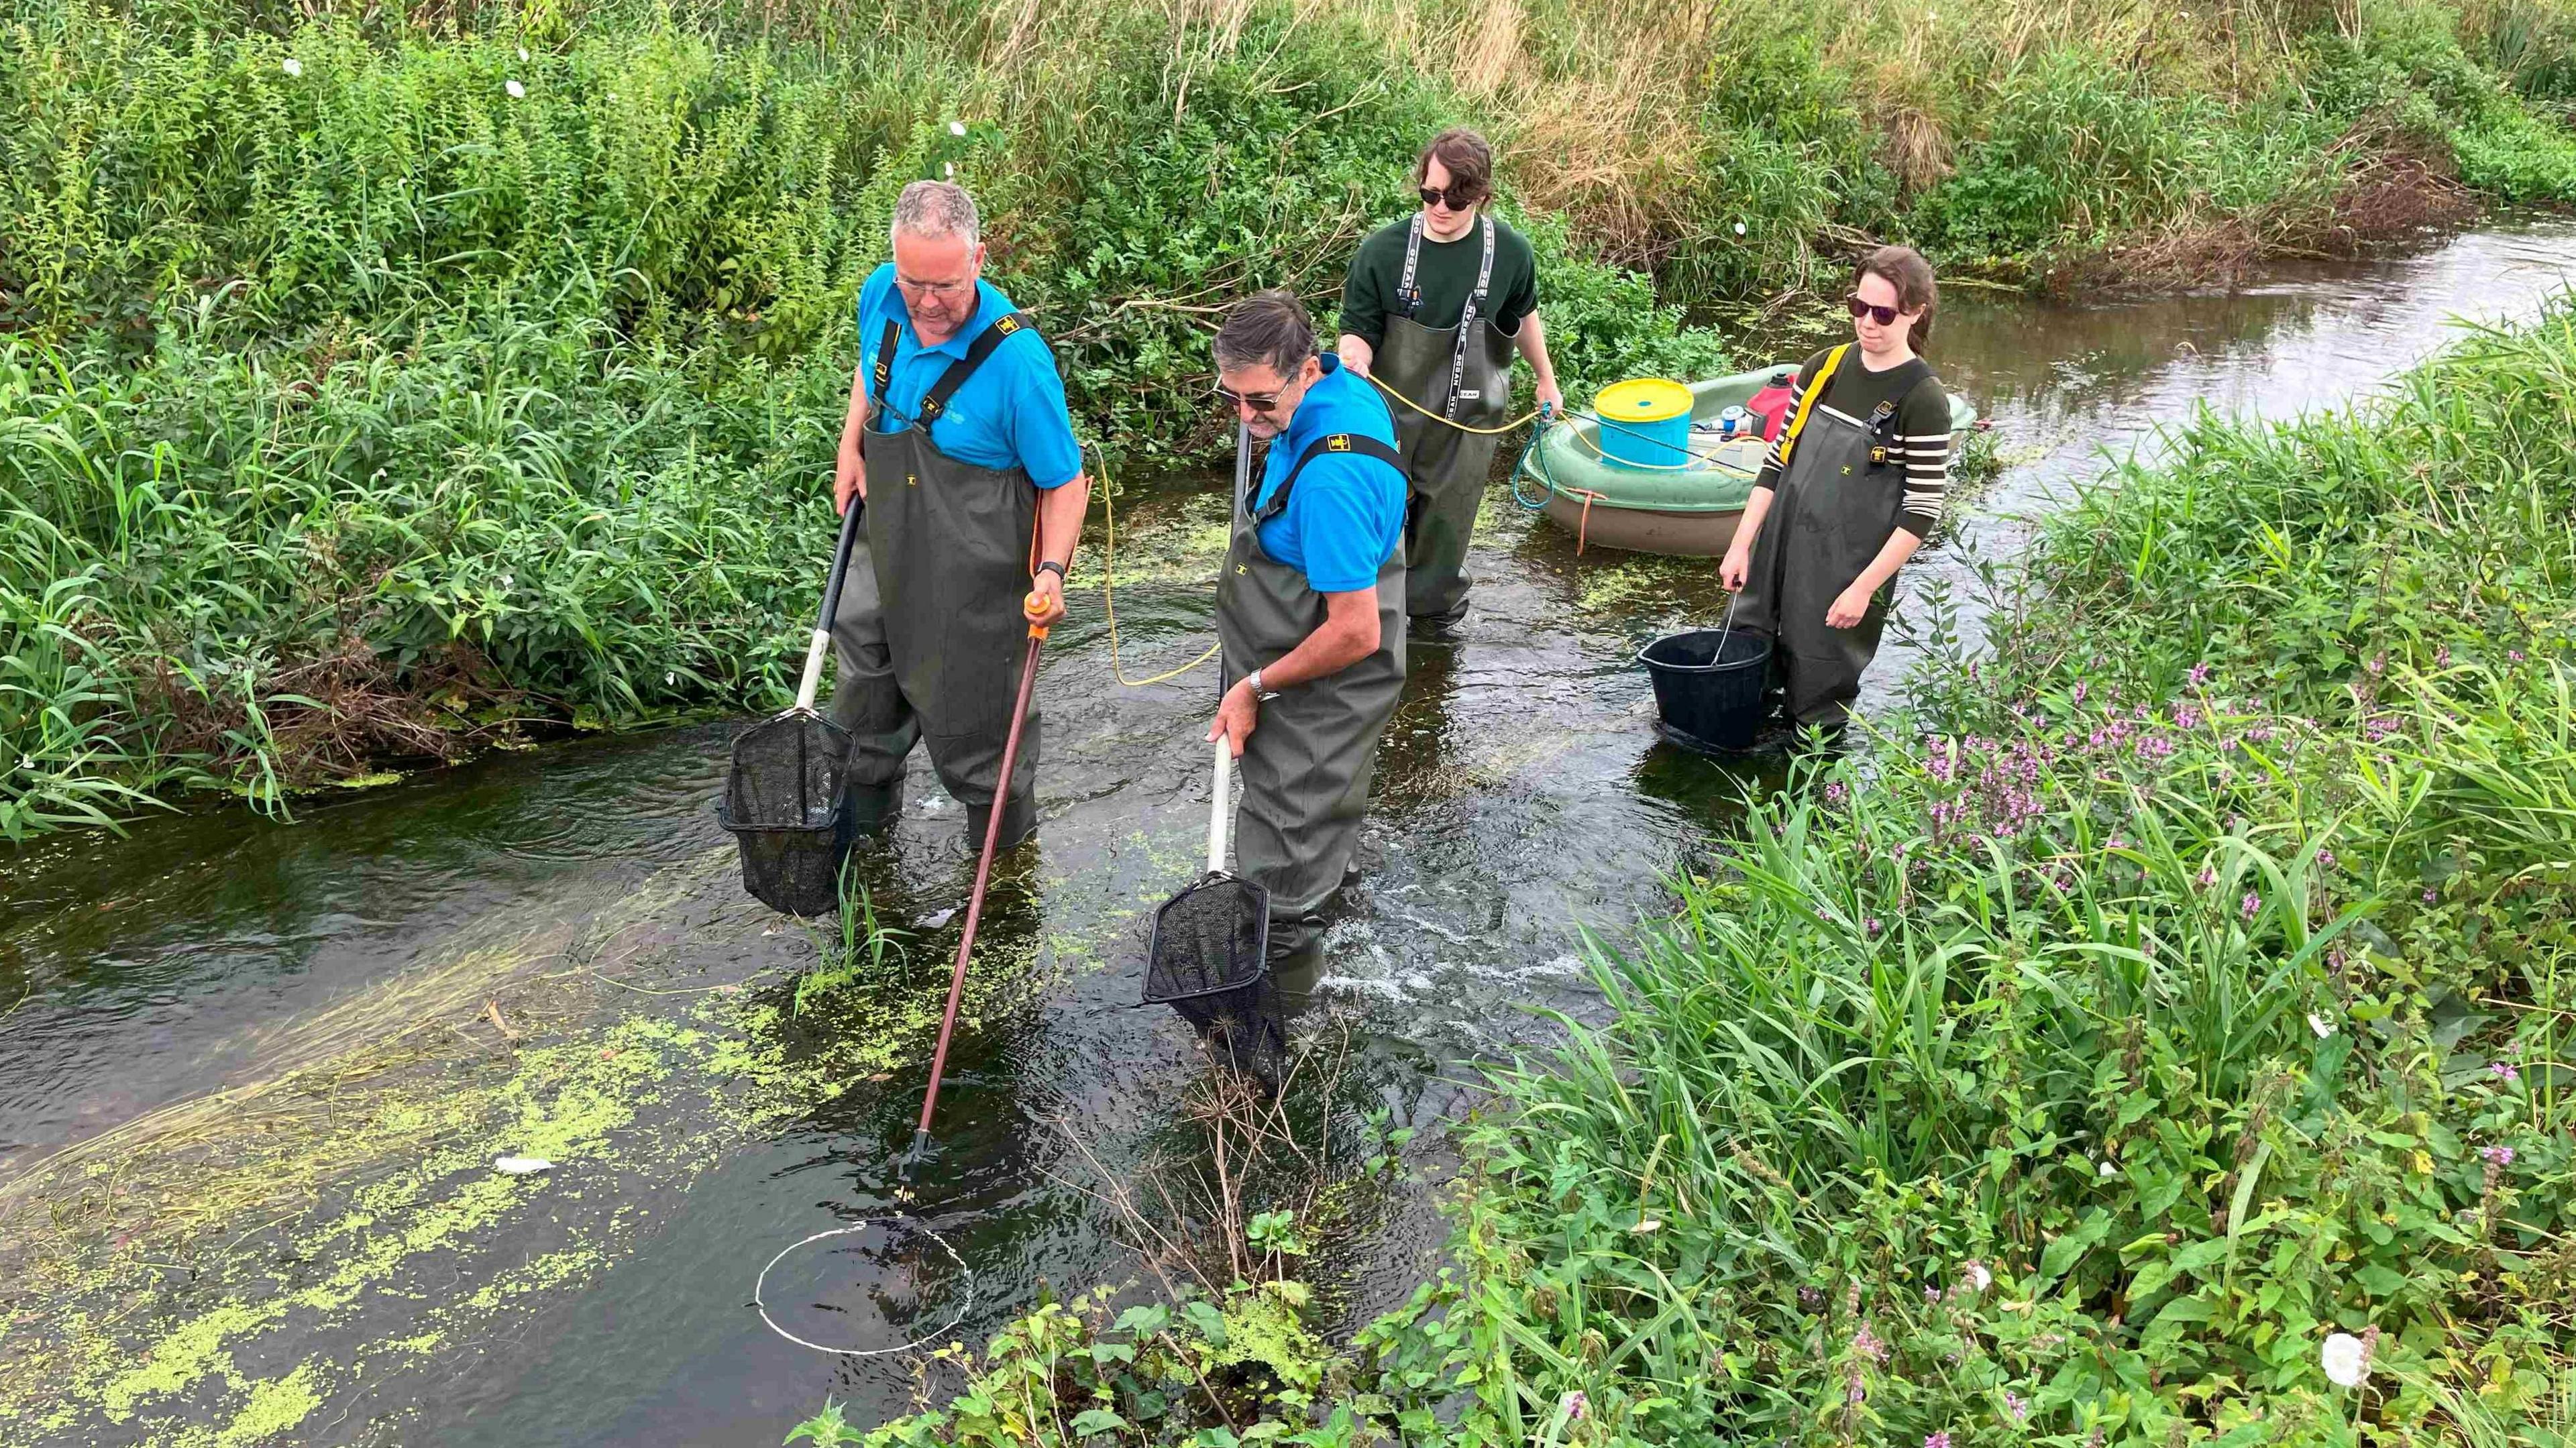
1719, 246, 1952, 738
1336, 127, 1563, 636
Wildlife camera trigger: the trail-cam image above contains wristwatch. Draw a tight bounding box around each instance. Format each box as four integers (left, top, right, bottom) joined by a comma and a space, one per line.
1036, 559, 1068, 581
1246, 668, 1281, 702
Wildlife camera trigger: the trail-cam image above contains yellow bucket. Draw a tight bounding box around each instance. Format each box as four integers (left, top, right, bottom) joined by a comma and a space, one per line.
1593, 378, 1695, 468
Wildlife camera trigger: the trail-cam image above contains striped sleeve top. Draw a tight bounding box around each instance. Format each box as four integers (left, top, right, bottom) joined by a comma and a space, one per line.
1751, 347, 1954, 540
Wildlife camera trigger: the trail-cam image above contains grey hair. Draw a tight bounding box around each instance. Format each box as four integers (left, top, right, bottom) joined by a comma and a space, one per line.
1212, 288, 1316, 380
891, 180, 981, 247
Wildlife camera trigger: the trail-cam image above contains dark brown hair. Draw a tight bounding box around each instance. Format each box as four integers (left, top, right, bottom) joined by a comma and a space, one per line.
1413, 127, 1493, 201
1856, 245, 1937, 349
1213, 288, 1318, 380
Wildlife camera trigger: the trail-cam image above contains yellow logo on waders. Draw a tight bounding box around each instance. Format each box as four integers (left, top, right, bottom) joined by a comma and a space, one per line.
1328, 435, 1350, 452
995, 315, 1021, 335
907, 473, 919, 488
1236, 563, 1248, 575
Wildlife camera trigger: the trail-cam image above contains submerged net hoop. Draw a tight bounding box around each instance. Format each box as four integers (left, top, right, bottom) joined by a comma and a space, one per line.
753, 1219, 973, 1358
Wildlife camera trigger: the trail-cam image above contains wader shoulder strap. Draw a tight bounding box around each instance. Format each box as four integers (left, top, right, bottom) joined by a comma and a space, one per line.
916, 311, 1042, 425
1253, 431, 1405, 526
1395, 213, 1496, 320
1774, 343, 1850, 469
872, 319, 902, 400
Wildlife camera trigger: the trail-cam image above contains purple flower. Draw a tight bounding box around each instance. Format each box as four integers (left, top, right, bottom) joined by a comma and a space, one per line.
2422, 888, 2439, 905
2071, 682, 2087, 708
2189, 662, 2210, 687
1799, 1285, 1825, 1310
2509, 649, 2526, 663
1927, 1435, 1953, 1448
2367, 654, 2387, 676
2198, 866, 2218, 889
1851, 1323, 1889, 1365
2491, 1061, 2520, 1084
2316, 848, 2338, 870
2241, 892, 2262, 920
1560, 1389, 1588, 1423
2004, 1388, 2029, 1423
1825, 781, 1848, 804
2436, 645, 2452, 667
1925, 1284, 1941, 1302
1866, 917, 1883, 936
2176, 705, 2201, 730
2483, 1145, 2516, 1166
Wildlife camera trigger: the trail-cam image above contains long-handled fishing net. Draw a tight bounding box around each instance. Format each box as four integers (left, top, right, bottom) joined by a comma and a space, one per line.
1140, 424, 1281, 1083
752, 585, 1053, 1356
717, 498, 866, 916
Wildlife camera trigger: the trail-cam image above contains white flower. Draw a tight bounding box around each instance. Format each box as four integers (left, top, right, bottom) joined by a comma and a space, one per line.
664, 671, 676, 686
505, 78, 526, 99
517, 45, 531, 61
2320, 1332, 2369, 1388
2309, 1012, 2335, 1038
943, 161, 955, 180
1962, 1261, 1993, 1292
1733, 220, 1748, 235
281, 56, 303, 76
949, 119, 968, 137
2098, 1159, 2118, 1178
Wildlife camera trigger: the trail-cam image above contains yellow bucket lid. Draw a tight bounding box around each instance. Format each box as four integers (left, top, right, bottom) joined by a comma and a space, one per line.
1595, 378, 1693, 424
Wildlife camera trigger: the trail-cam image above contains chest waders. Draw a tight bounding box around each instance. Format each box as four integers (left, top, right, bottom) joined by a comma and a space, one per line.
1374, 213, 1515, 623
1217, 431, 1408, 953
1733, 344, 1919, 732
827, 311, 1046, 847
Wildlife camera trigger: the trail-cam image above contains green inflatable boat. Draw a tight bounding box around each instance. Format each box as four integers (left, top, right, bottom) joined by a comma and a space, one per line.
1514, 364, 1978, 557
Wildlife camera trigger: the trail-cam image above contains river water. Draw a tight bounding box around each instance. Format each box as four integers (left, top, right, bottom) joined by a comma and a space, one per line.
3, 220, 2570, 1445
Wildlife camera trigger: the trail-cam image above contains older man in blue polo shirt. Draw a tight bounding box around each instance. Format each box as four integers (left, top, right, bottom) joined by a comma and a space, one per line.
830, 180, 1089, 849
1206, 290, 1408, 951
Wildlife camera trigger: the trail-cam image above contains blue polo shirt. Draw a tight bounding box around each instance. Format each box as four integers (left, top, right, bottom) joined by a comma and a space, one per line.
855, 264, 1083, 488
1252, 355, 1406, 594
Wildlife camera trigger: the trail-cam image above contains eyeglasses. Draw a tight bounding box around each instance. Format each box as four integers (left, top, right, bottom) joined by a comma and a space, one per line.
1846, 294, 1906, 327
1419, 184, 1483, 211
896, 274, 976, 300
1214, 384, 1283, 414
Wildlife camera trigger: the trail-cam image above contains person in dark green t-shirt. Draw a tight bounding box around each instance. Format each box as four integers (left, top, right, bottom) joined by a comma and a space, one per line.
1336, 127, 1563, 632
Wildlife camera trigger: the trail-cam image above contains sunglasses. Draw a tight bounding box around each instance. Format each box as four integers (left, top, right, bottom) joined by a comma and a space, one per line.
1846, 294, 1908, 327
1419, 184, 1483, 211
1215, 383, 1283, 414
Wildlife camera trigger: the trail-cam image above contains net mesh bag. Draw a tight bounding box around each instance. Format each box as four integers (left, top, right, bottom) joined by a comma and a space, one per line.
1144, 872, 1279, 1079
716, 709, 856, 917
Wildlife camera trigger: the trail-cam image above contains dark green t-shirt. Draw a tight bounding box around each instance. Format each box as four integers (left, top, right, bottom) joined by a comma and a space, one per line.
1338, 213, 1540, 349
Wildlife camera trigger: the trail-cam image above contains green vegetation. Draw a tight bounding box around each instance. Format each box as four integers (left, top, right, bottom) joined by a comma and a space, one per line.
820, 304, 2576, 1442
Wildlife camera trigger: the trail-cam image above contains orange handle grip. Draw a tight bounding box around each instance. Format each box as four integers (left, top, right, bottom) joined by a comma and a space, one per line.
1025, 590, 1051, 640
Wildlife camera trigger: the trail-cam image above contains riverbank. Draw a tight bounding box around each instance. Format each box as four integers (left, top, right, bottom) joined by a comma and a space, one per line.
7, 0, 2576, 833
824, 294, 2576, 1444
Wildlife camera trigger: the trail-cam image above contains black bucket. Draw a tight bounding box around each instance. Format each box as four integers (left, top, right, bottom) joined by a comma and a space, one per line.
1638, 628, 1773, 753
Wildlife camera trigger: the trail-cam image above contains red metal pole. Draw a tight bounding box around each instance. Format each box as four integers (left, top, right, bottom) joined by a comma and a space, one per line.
905, 606, 1048, 1175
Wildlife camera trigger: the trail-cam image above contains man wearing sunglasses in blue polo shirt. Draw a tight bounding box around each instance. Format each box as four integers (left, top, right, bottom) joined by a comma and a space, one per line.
828, 180, 1089, 850
1206, 290, 1409, 960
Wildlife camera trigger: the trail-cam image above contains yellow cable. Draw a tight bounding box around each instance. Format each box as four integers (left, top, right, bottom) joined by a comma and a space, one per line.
1364, 372, 1544, 435
1089, 439, 1223, 688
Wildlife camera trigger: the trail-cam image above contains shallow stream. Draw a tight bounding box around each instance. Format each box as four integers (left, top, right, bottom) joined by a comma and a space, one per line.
3, 219, 2571, 1445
